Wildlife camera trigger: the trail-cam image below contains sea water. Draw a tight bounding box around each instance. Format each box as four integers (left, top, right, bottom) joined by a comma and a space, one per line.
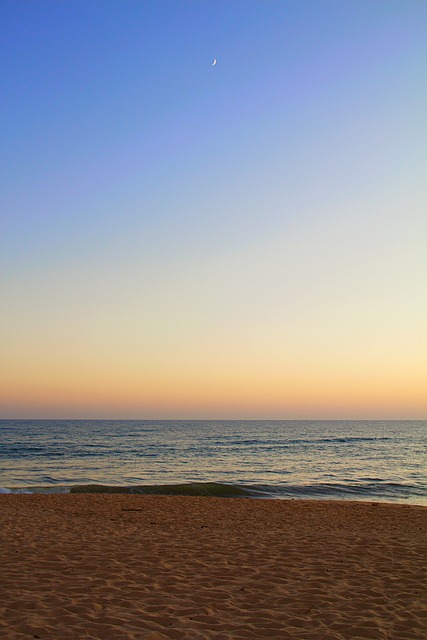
0, 420, 425, 504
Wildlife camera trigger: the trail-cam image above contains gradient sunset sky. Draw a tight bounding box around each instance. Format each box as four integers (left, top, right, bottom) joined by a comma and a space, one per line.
1, 0, 426, 419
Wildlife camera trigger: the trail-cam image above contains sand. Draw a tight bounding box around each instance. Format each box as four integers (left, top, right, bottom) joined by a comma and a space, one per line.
0, 495, 425, 639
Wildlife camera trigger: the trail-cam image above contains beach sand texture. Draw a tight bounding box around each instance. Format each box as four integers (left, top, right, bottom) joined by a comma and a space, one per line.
0, 495, 425, 639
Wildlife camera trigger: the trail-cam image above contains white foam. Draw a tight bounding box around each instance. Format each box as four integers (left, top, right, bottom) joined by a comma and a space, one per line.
0, 487, 33, 494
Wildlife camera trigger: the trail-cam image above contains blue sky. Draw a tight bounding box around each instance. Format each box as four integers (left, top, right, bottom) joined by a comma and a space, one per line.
1, 1, 426, 418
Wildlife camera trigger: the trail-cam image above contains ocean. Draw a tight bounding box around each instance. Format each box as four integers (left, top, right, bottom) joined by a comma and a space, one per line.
0, 419, 425, 504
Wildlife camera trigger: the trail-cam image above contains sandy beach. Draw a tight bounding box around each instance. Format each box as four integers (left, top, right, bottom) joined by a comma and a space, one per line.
0, 495, 425, 639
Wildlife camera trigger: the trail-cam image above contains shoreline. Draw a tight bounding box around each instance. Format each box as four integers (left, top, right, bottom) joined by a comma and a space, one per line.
1, 495, 426, 639
1, 481, 425, 506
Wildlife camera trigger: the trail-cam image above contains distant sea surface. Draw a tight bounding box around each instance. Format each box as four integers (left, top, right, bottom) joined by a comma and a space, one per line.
0, 420, 425, 504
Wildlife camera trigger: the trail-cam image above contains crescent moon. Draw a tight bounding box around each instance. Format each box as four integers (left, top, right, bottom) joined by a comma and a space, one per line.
212, 58, 217, 66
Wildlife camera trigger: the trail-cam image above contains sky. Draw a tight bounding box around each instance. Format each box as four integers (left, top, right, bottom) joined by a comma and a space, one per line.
1, 0, 426, 419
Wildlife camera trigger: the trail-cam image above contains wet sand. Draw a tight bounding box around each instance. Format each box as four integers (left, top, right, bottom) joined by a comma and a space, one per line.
0, 495, 426, 639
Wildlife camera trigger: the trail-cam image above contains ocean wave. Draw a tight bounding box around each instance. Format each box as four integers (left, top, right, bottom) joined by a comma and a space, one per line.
1, 480, 425, 503
69, 482, 255, 497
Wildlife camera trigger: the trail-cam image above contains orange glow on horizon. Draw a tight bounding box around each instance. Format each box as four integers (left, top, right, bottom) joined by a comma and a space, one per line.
2, 352, 426, 419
